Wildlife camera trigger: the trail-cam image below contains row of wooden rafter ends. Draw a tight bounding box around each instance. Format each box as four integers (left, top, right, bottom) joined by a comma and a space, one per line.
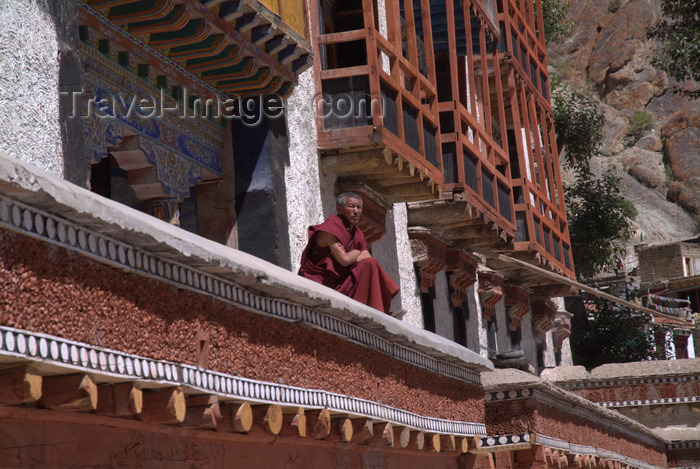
465, 447, 642, 469
201, 0, 312, 73
88, 0, 313, 67
538, 446, 635, 469
406, 204, 573, 296
320, 147, 442, 203
0, 365, 473, 452
471, 444, 659, 469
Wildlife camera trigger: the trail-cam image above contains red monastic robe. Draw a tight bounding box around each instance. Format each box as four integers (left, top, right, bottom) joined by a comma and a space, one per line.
298, 215, 399, 313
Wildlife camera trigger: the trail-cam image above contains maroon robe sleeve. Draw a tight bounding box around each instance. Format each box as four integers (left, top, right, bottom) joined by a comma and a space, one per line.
298, 215, 353, 289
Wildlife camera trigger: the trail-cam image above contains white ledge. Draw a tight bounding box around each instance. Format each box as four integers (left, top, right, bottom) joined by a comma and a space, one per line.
0, 152, 493, 382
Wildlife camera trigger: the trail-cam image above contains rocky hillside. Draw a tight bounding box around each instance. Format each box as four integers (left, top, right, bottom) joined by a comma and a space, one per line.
547, 0, 700, 250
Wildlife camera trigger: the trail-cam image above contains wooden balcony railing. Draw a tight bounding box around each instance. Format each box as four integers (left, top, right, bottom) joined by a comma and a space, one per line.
311, 0, 575, 281
486, 0, 575, 279
508, 75, 574, 279
311, 0, 446, 202
431, 0, 515, 236
500, 0, 550, 106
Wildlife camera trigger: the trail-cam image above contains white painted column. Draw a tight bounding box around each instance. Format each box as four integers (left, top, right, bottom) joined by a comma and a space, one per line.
374, 203, 423, 324
465, 284, 483, 355
0, 0, 63, 176
284, 67, 325, 272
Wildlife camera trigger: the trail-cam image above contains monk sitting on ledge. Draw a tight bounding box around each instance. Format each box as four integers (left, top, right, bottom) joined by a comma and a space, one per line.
298, 192, 399, 314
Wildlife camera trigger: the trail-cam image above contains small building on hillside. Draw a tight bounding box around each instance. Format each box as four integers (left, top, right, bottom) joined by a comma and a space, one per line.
636, 239, 700, 357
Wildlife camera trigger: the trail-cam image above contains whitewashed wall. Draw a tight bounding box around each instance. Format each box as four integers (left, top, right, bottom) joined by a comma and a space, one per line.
284, 68, 325, 272
0, 0, 63, 176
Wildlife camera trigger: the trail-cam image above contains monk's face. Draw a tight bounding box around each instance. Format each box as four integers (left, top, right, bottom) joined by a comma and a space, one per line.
338, 197, 362, 227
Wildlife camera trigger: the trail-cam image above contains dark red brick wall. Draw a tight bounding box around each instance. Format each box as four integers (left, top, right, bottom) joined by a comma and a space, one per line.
0, 230, 483, 422
485, 400, 666, 468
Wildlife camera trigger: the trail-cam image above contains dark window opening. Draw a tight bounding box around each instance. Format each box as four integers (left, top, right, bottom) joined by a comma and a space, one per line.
486, 319, 497, 357
435, 53, 453, 102
381, 83, 398, 135
515, 211, 529, 242
416, 265, 436, 333
448, 278, 468, 347
453, 306, 468, 347
423, 122, 438, 167
464, 150, 478, 192
507, 129, 521, 179
318, 0, 367, 70
403, 104, 420, 153
536, 342, 545, 370
482, 168, 495, 207
321, 76, 372, 129
509, 326, 522, 349
442, 142, 457, 184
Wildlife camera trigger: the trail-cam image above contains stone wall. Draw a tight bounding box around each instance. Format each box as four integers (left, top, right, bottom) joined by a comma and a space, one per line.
0, 228, 485, 422
635, 242, 684, 286
390, 203, 423, 325
0, 411, 469, 469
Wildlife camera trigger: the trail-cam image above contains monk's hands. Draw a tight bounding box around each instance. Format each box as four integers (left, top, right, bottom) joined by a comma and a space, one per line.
356, 250, 372, 262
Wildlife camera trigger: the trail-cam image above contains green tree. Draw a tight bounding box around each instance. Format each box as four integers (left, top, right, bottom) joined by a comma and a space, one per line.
537, 0, 573, 43
552, 86, 604, 165
565, 168, 638, 280
547, 0, 662, 370
551, 84, 637, 280
551, 81, 656, 369
569, 292, 669, 370
647, 0, 700, 98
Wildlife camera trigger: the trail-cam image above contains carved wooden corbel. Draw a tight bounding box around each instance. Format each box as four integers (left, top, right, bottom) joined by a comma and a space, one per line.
504, 286, 531, 332
354, 192, 387, 245
446, 250, 477, 306
478, 272, 504, 321
531, 299, 557, 344
409, 230, 447, 293
552, 309, 573, 352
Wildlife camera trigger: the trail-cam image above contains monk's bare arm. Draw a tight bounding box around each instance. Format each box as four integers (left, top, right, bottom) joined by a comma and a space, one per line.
316, 231, 363, 266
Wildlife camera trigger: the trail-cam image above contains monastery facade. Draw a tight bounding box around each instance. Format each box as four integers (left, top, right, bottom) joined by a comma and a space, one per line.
0, 0, 697, 467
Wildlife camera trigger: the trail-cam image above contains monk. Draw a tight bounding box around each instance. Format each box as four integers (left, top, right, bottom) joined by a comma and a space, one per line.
298, 192, 399, 314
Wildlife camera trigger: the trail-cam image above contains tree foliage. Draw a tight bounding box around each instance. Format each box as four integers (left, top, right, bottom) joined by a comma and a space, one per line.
538, 0, 573, 44
551, 83, 637, 281
565, 168, 638, 280
568, 292, 669, 370
647, 0, 700, 98
552, 73, 649, 369
552, 86, 605, 165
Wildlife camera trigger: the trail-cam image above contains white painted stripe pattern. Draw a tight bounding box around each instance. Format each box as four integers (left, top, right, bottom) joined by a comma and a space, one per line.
600, 396, 700, 408
557, 375, 700, 389
0, 325, 487, 436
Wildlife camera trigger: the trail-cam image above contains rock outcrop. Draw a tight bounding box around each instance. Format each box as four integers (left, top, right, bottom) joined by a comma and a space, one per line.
547, 0, 700, 247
